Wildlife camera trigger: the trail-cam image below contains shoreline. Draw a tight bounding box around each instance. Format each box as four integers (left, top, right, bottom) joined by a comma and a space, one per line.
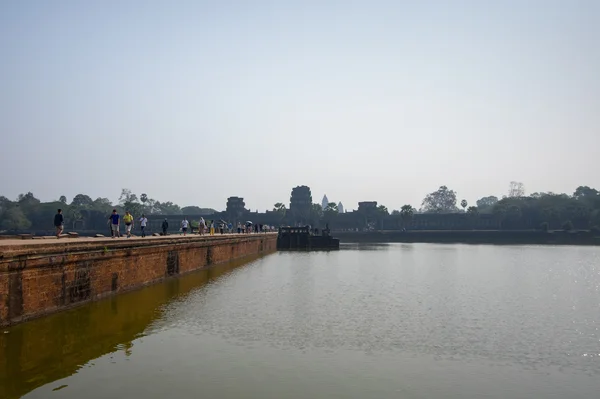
333, 230, 600, 245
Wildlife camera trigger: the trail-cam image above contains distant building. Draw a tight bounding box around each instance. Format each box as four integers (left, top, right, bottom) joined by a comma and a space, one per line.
290, 186, 312, 222
226, 197, 246, 220
358, 201, 378, 213
321, 195, 329, 210
338, 202, 344, 213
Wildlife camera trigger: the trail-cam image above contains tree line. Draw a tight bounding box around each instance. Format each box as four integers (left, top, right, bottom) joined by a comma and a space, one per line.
274, 182, 600, 231
0, 189, 217, 231
2, 183, 599, 232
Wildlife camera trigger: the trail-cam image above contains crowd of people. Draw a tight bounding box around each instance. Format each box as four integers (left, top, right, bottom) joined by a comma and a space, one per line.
53, 208, 275, 239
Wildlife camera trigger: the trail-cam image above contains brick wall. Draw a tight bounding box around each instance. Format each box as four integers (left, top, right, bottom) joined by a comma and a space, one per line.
0, 234, 277, 327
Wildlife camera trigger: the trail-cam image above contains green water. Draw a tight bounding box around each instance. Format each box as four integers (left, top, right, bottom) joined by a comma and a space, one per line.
2, 244, 599, 399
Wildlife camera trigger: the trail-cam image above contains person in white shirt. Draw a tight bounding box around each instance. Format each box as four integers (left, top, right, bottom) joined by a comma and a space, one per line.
139, 214, 148, 237
181, 218, 189, 236
199, 217, 206, 235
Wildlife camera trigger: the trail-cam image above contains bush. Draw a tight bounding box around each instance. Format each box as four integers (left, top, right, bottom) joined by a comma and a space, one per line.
539, 222, 549, 232
562, 220, 574, 231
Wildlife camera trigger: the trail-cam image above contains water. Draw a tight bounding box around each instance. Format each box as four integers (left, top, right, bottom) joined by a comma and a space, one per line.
1, 244, 599, 399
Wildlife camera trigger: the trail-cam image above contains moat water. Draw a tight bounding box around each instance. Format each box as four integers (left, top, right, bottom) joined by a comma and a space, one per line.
1, 244, 599, 399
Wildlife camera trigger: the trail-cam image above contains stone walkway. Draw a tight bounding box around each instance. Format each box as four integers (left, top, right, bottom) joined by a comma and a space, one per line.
0, 232, 274, 248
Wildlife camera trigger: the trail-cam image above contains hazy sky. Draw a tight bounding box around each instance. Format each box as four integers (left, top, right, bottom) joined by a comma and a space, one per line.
1, 0, 598, 212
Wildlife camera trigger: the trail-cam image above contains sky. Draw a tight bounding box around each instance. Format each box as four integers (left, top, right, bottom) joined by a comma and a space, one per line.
1, 0, 598, 212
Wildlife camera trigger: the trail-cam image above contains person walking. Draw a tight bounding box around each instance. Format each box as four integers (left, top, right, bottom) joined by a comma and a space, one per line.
209, 220, 215, 235
199, 217, 206, 235
162, 218, 169, 235
181, 218, 189, 236
237, 222, 241, 234
108, 209, 120, 238
139, 214, 148, 237
54, 209, 64, 238
123, 211, 134, 238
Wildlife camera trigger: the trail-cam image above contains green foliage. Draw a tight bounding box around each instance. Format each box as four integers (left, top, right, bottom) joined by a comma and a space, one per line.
460, 199, 468, 210
376, 205, 389, 215
273, 202, 287, 221
311, 203, 323, 221
71, 194, 94, 207
59, 195, 67, 204
323, 202, 338, 221
155, 201, 182, 215
399, 205, 415, 228
1, 207, 31, 230
476, 196, 498, 211
421, 186, 458, 213
181, 206, 216, 215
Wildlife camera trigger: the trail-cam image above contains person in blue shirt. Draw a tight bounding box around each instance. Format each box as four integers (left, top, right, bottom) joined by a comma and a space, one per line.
108, 209, 120, 238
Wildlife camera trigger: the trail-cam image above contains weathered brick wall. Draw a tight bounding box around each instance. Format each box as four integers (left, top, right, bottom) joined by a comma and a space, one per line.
0, 234, 277, 327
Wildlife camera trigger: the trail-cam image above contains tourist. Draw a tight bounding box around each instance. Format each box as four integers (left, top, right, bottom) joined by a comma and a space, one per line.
219, 222, 224, 234
199, 217, 206, 235
123, 211, 134, 238
227, 222, 233, 233
181, 218, 189, 236
162, 218, 169, 235
237, 222, 241, 234
108, 209, 120, 238
54, 209, 64, 238
209, 220, 215, 235
139, 214, 148, 237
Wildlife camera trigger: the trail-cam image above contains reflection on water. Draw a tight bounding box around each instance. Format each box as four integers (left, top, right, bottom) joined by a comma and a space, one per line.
3, 245, 600, 399
0, 254, 265, 399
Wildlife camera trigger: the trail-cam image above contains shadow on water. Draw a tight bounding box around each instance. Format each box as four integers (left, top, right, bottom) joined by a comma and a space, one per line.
0, 253, 266, 399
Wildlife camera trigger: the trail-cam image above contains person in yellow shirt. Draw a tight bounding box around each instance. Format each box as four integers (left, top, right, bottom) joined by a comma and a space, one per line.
123, 211, 134, 238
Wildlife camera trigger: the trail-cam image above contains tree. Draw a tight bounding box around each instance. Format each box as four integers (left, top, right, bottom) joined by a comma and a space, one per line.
323, 202, 338, 223
421, 186, 458, 213
476, 196, 498, 211
17, 192, 39, 204
375, 205, 389, 230
273, 203, 287, 221
573, 186, 599, 200
68, 207, 82, 230
155, 201, 181, 215
460, 199, 468, 212
17, 192, 40, 213
118, 189, 143, 216
140, 193, 148, 204
399, 205, 415, 229
310, 203, 323, 224
508, 181, 526, 198
181, 206, 203, 214
0, 196, 13, 214
466, 206, 479, 229
92, 197, 113, 211
119, 189, 138, 205
71, 194, 94, 207
0, 207, 31, 230
59, 196, 67, 204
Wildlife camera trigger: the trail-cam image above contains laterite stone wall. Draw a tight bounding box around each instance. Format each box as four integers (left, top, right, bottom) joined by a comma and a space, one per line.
0, 234, 277, 326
